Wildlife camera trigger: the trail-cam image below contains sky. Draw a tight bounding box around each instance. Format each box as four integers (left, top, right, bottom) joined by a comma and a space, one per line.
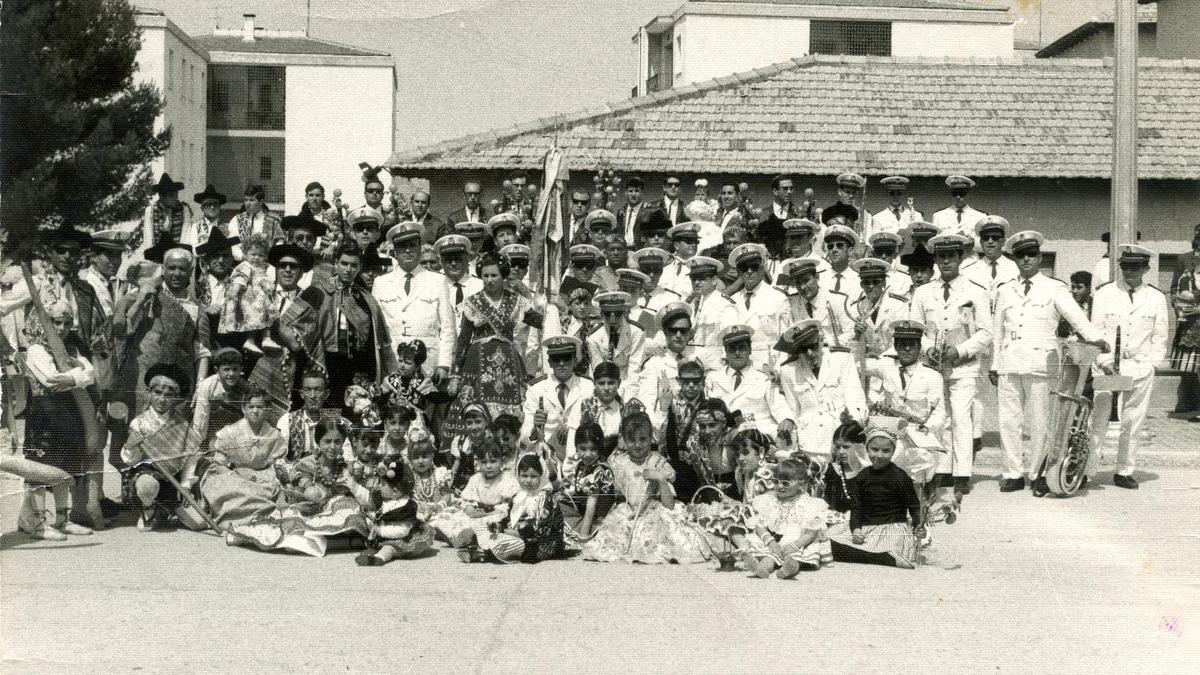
136, 0, 1115, 151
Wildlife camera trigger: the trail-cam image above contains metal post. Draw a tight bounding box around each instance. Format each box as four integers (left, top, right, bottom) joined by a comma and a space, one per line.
1110, 0, 1138, 280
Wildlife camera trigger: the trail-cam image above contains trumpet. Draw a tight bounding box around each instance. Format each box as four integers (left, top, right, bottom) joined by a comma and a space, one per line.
925, 329, 955, 375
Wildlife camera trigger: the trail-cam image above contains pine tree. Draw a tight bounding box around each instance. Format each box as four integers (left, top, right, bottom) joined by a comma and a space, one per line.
1, 0, 168, 251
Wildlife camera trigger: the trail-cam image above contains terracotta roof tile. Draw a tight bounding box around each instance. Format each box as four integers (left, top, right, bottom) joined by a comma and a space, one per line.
390, 56, 1200, 179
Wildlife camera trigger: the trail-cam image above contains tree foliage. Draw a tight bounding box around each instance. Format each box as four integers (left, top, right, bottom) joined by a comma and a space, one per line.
1, 0, 168, 251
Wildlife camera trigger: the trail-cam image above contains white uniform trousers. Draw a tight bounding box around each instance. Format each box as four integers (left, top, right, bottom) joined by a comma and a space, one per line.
998, 373, 1050, 479
1087, 374, 1154, 477
938, 377, 977, 478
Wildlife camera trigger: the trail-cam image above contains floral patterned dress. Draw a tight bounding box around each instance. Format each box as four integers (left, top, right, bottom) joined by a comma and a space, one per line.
219, 261, 277, 333
558, 460, 616, 537
581, 452, 712, 564
444, 290, 534, 436
743, 492, 834, 569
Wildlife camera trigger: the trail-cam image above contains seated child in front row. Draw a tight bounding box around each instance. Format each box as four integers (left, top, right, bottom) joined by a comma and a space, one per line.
431, 438, 519, 549
557, 422, 615, 540
407, 427, 455, 522
460, 454, 564, 564
581, 411, 711, 565
347, 426, 434, 567
122, 363, 202, 532
828, 416, 924, 570
447, 402, 492, 490
737, 458, 834, 579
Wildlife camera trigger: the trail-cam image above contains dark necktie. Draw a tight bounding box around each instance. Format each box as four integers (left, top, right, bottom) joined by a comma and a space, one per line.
806, 301, 814, 317
404, 272, 412, 295
956, 208, 963, 224
454, 282, 464, 305
733, 369, 743, 390
893, 208, 901, 222
609, 327, 619, 350
834, 274, 843, 293
990, 261, 997, 279
871, 304, 879, 323
899, 366, 908, 390
1129, 288, 1136, 304
557, 382, 568, 409
744, 291, 752, 310
943, 282, 951, 301
1023, 279, 1031, 296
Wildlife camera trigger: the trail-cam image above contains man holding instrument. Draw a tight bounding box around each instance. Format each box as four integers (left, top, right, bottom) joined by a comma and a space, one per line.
784, 258, 854, 349
909, 233, 992, 498
1087, 245, 1169, 490
991, 231, 1106, 495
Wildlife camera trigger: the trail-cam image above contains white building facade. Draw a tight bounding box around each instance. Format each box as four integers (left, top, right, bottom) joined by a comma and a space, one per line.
134, 11, 395, 213
634, 0, 1014, 95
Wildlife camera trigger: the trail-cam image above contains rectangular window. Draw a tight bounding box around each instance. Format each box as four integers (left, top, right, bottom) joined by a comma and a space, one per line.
810, 20, 891, 57
259, 156, 272, 181
168, 49, 175, 90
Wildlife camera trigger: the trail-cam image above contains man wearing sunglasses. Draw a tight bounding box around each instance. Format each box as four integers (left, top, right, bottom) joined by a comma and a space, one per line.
444, 181, 489, 233
258, 243, 325, 409
848, 258, 910, 360
685, 256, 744, 359
727, 243, 788, 365
658, 222, 702, 298
962, 216, 1019, 311
931, 175, 987, 239
870, 175, 923, 236
434, 234, 483, 327
867, 232, 913, 298
637, 301, 699, 430
784, 258, 855, 350
819, 225, 862, 301
659, 176, 684, 226
585, 292, 646, 399
522, 335, 593, 454
280, 213, 331, 288
992, 230, 1107, 495
567, 190, 591, 245
345, 206, 383, 254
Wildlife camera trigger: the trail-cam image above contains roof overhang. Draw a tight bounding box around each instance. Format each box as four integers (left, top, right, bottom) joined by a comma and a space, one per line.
678, 1, 1010, 25
205, 51, 394, 68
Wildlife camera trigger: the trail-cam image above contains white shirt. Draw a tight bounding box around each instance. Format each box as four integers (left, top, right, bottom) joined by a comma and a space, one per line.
962, 255, 1020, 313
908, 273, 993, 378
705, 360, 791, 437
372, 266, 458, 370
931, 205, 987, 238
992, 273, 1102, 375
1090, 280, 1169, 379
729, 282, 790, 366
776, 350, 868, 458
520, 375, 595, 452
870, 204, 923, 236
657, 255, 694, 298
819, 265, 860, 301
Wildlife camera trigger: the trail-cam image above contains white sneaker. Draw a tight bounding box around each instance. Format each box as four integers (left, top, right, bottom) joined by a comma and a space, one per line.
57, 519, 94, 536
261, 336, 282, 352
18, 518, 67, 541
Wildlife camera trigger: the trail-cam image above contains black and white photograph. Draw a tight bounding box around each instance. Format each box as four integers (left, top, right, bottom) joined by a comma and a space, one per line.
1, 0, 1197, 671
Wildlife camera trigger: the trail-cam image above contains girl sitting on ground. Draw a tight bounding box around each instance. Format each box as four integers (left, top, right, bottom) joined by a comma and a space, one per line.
347, 426, 434, 567
434, 438, 519, 550
460, 454, 564, 564
557, 422, 615, 541
738, 458, 834, 579
581, 410, 711, 564
407, 427, 456, 522
447, 402, 492, 490
828, 416, 925, 569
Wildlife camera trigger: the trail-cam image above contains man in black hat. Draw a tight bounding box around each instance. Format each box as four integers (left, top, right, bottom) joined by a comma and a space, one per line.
248, 243, 326, 414
195, 228, 240, 346
139, 173, 192, 251
186, 184, 227, 247
281, 213, 332, 289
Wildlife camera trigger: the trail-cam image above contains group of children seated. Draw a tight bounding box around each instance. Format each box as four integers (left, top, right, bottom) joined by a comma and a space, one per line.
106, 337, 935, 574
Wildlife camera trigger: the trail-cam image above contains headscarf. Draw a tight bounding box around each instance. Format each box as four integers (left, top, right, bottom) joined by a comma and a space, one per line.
864, 415, 907, 445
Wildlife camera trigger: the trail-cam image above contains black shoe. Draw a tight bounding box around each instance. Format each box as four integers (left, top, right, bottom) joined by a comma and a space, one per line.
1190, 416, 1200, 424
1113, 474, 1139, 489
99, 497, 125, 518
1030, 477, 1049, 497
972, 438, 983, 456
954, 476, 972, 496
999, 478, 1025, 493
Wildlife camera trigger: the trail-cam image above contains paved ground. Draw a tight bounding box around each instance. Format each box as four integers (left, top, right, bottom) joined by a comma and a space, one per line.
2, 461, 1199, 674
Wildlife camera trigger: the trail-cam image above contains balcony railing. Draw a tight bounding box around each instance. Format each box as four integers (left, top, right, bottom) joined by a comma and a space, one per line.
207, 109, 285, 131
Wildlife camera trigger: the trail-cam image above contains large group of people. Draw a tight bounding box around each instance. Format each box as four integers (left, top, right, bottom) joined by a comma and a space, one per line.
0, 166, 1182, 574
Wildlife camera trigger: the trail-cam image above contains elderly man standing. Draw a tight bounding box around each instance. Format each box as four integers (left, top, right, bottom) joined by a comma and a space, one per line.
1087, 245, 1169, 490
992, 231, 1106, 495
78, 230, 131, 320
443, 181, 489, 231
372, 222, 456, 382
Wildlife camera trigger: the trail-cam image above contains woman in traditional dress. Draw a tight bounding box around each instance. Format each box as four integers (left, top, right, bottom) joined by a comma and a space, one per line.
444, 252, 542, 437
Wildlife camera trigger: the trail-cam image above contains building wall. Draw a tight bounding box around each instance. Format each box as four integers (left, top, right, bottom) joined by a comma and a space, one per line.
674, 14, 810, 87
206, 136, 286, 206
1157, 0, 1200, 60
284, 65, 394, 212
892, 21, 1014, 59
134, 23, 208, 191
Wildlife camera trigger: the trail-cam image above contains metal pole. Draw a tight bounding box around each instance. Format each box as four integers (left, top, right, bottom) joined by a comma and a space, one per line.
1110, 0, 1138, 280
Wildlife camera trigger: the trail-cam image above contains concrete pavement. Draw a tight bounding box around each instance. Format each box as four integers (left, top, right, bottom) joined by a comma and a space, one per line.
2, 467, 1198, 674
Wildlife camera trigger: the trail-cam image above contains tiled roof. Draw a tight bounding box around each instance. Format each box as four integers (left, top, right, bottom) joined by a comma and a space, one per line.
1035, 5, 1157, 58
193, 35, 389, 57
388, 55, 1200, 180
